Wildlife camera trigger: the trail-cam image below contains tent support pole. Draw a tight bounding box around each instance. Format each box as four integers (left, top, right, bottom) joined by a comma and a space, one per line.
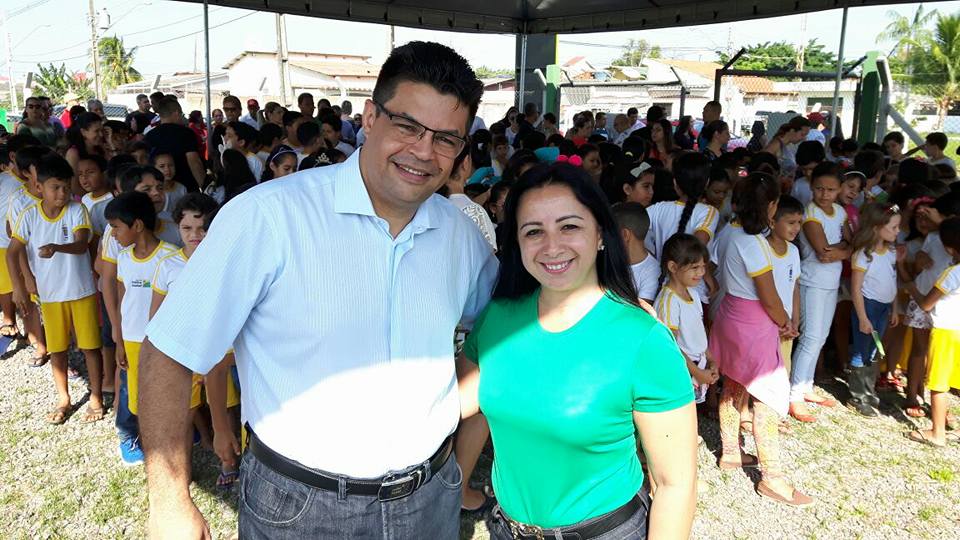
518, 32, 528, 109
831, 5, 848, 136
203, 0, 212, 130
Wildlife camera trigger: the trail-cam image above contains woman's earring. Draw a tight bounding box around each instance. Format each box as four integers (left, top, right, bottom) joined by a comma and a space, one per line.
598, 244, 605, 251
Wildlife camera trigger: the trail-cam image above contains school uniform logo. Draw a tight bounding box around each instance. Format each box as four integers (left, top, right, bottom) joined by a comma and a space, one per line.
61, 225, 69, 241
131, 279, 151, 288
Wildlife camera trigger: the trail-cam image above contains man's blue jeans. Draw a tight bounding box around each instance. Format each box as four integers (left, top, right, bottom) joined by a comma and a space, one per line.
238, 446, 462, 539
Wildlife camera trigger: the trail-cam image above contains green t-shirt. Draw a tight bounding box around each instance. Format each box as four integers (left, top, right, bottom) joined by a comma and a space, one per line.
463, 290, 693, 528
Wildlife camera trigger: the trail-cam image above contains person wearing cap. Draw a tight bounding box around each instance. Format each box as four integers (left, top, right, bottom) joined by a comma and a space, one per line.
806, 112, 827, 146
241, 99, 261, 130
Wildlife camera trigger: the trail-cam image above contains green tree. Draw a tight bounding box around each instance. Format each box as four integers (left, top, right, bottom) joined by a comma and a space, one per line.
474, 66, 513, 79
718, 40, 838, 73
98, 36, 142, 91
612, 39, 655, 66
911, 12, 960, 128
32, 63, 93, 103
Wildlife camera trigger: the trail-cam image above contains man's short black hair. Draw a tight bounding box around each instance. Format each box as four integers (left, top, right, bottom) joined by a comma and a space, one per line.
626, 107, 638, 117
222, 95, 241, 109
156, 96, 182, 118
105, 191, 156, 231
883, 131, 905, 146
282, 111, 303, 127
173, 192, 219, 229
645, 105, 664, 123
36, 153, 74, 183
372, 41, 483, 134
296, 121, 321, 147
926, 132, 948, 150
297, 92, 313, 105
149, 91, 165, 102
523, 102, 539, 116
543, 112, 557, 124
227, 121, 258, 147
796, 140, 826, 167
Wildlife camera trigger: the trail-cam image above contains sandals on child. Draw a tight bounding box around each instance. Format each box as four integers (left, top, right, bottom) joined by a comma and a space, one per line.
79, 406, 105, 424
757, 479, 815, 507
46, 405, 71, 425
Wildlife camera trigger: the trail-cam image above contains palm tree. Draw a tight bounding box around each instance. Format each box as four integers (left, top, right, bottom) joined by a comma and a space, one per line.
877, 5, 937, 113
98, 36, 142, 91
922, 13, 960, 128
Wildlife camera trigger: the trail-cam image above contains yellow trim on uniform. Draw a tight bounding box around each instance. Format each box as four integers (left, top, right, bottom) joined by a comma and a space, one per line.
87, 192, 112, 203
803, 217, 823, 226
130, 241, 168, 263
72, 224, 91, 233
933, 265, 957, 293
852, 264, 867, 272
748, 265, 773, 278
40, 295, 102, 353
38, 203, 67, 223
10, 232, 25, 244
769, 242, 789, 259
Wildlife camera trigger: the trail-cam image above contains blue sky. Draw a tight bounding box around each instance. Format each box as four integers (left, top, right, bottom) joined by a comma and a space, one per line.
3, 1, 959, 79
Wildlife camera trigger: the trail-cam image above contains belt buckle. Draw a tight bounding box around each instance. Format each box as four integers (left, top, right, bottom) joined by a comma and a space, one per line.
509, 520, 544, 540
377, 469, 422, 502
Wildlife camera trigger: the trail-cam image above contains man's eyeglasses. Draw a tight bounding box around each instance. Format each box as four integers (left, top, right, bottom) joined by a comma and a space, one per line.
373, 101, 467, 158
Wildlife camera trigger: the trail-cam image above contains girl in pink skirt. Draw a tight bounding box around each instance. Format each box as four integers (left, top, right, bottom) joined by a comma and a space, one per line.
709, 172, 814, 507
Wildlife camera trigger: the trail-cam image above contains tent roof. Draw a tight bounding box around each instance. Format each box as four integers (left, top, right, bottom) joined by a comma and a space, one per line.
177, 1, 935, 34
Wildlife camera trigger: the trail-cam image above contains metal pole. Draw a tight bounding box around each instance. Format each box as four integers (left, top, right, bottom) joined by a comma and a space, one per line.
89, 0, 101, 100
275, 14, 286, 106
203, 0, 211, 128
830, 6, 849, 137
517, 33, 528, 109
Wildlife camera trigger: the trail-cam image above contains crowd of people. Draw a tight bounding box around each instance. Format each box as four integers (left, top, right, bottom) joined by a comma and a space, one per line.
2, 39, 960, 539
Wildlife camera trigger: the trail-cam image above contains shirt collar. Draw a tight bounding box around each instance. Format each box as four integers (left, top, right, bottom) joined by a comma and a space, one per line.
333, 149, 440, 231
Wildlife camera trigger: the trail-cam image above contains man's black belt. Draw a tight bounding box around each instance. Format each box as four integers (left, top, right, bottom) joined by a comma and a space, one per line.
493, 490, 646, 540
247, 429, 453, 502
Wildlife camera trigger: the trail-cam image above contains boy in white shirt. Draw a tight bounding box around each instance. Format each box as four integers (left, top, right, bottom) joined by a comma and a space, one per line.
106, 191, 178, 427
612, 202, 660, 304
7, 153, 103, 425
767, 196, 804, 371
7, 146, 51, 365
0, 138, 32, 341
77, 155, 114, 245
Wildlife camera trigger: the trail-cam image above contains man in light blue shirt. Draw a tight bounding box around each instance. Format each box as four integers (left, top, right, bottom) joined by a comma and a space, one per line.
140, 42, 495, 539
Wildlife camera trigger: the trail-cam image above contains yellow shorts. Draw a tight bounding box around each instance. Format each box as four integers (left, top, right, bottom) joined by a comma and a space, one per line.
0, 248, 12, 295
926, 328, 960, 393
189, 370, 240, 409
124, 340, 143, 415
41, 295, 102, 353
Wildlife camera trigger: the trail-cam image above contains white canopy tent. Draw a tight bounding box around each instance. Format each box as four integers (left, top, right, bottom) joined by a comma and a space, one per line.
175, 0, 947, 130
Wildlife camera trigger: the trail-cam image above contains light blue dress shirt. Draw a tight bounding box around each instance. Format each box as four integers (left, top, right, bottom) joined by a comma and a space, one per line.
146, 149, 498, 476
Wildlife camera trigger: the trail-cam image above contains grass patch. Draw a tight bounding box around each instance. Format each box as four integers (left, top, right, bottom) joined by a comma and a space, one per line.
917, 505, 941, 521
928, 468, 955, 483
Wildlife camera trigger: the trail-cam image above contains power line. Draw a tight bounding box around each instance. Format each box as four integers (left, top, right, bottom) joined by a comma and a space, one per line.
8, 0, 54, 18
14, 10, 257, 65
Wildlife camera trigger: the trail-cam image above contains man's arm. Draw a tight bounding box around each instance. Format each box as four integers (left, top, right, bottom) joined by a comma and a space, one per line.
140, 339, 210, 539
185, 152, 206, 190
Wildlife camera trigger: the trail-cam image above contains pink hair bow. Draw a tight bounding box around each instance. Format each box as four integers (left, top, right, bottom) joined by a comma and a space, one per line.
556, 154, 583, 167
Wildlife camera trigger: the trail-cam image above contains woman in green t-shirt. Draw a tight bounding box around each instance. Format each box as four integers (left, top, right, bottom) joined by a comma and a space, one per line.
458, 163, 697, 539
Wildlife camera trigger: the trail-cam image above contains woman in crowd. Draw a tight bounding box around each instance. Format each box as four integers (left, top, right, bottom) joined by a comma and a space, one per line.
649, 119, 674, 162
674, 116, 695, 150
747, 120, 767, 152
458, 162, 697, 539
701, 120, 730, 161
17, 96, 59, 147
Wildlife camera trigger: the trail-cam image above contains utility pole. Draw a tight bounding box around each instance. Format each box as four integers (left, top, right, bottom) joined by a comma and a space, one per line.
88, 0, 101, 100
389, 25, 395, 51
797, 14, 807, 73
2, 11, 17, 111
275, 13, 290, 106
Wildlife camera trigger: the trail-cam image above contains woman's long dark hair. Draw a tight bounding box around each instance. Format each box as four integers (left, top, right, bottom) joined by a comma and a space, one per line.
219, 148, 257, 200
672, 152, 711, 235
493, 162, 640, 308
66, 112, 103, 157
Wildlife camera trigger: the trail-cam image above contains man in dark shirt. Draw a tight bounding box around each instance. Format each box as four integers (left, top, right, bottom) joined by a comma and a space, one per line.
125, 94, 156, 135
512, 102, 540, 149
144, 97, 205, 192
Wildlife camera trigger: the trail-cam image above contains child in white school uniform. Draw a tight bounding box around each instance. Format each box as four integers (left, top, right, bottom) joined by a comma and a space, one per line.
612, 202, 660, 305
148, 193, 241, 488
902, 192, 960, 418
847, 202, 902, 417
644, 153, 720, 258
907, 217, 960, 447
655, 234, 717, 403
7, 154, 104, 425
790, 162, 852, 423
767, 196, 804, 373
